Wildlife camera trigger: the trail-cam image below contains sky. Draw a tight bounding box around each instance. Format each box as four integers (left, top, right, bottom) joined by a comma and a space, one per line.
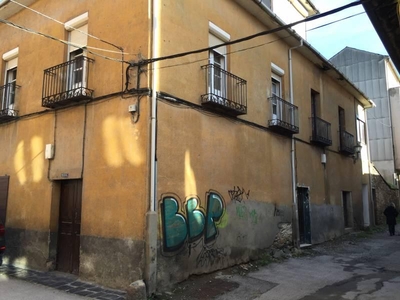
306, 0, 388, 60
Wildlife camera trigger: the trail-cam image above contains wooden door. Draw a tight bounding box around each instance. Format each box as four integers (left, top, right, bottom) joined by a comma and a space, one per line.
57, 180, 82, 274
297, 187, 311, 245
0, 176, 9, 224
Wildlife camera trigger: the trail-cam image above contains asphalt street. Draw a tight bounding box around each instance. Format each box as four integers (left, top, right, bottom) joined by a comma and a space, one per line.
1, 228, 400, 300
156, 227, 400, 300
217, 229, 400, 300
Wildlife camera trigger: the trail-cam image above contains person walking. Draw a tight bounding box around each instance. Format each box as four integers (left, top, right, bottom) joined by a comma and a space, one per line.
384, 202, 399, 236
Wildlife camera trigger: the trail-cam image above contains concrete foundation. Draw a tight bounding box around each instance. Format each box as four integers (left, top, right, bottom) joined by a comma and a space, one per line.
80, 235, 145, 289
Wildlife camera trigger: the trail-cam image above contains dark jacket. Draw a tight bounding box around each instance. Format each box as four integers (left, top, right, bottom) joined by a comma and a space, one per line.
384, 206, 399, 225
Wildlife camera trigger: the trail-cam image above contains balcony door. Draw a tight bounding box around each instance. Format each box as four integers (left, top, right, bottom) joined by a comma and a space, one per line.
68, 49, 86, 93
209, 50, 226, 99
67, 21, 88, 96
271, 76, 282, 122
2, 61, 17, 111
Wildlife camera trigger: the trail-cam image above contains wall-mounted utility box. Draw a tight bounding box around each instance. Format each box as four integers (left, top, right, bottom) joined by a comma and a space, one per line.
128, 104, 137, 113
45, 144, 55, 160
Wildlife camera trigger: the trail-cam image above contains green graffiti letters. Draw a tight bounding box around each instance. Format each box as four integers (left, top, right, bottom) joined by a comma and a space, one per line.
161, 192, 225, 252
186, 197, 205, 242
161, 197, 188, 252
205, 192, 224, 242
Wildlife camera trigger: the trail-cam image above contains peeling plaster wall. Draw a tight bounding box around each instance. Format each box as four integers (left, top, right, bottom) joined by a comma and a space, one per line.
157, 201, 291, 288
310, 204, 344, 244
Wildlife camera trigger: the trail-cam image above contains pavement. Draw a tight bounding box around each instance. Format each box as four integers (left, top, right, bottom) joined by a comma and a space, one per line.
0, 264, 126, 300
154, 226, 400, 300
1, 226, 400, 300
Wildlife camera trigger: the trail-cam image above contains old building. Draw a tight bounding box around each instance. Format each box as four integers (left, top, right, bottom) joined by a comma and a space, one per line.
0, 0, 373, 293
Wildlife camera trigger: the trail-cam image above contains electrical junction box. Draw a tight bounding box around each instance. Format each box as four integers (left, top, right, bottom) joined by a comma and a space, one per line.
128, 104, 137, 113
45, 144, 54, 160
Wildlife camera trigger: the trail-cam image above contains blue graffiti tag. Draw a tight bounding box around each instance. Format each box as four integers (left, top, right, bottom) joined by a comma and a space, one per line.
205, 192, 224, 242
186, 197, 205, 242
161, 197, 188, 252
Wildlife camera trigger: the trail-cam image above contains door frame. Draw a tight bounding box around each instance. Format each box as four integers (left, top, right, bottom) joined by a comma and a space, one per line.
56, 179, 82, 275
297, 186, 312, 245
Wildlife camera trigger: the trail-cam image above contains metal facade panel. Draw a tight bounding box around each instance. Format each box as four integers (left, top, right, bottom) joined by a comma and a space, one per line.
330, 47, 395, 168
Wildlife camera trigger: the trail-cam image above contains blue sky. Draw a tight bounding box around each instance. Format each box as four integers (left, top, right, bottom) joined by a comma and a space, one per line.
306, 0, 387, 60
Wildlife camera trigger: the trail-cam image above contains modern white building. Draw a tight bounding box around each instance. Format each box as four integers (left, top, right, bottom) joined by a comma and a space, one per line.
331, 47, 400, 186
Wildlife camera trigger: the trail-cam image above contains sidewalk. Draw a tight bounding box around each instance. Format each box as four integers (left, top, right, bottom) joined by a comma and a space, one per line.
0, 264, 127, 300
153, 226, 400, 300
0, 226, 397, 300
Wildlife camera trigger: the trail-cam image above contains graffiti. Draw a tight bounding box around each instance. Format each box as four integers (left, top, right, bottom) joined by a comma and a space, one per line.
161, 191, 225, 253
235, 204, 259, 225
236, 204, 247, 219
249, 209, 258, 225
274, 205, 284, 217
228, 186, 250, 203
196, 246, 226, 268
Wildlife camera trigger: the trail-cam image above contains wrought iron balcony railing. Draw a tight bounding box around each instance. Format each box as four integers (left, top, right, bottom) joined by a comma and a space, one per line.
268, 95, 299, 134
339, 130, 355, 154
0, 82, 19, 122
42, 56, 94, 108
310, 116, 332, 146
201, 64, 247, 116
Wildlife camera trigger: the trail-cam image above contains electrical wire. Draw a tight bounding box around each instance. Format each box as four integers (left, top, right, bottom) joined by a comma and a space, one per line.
1, 0, 368, 66
0, 18, 130, 63
306, 11, 366, 32
135, 0, 368, 66
9, 0, 127, 54
154, 34, 293, 71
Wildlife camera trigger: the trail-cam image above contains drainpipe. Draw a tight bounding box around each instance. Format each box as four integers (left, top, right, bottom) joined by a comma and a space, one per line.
289, 39, 303, 248
144, 0, 159, 295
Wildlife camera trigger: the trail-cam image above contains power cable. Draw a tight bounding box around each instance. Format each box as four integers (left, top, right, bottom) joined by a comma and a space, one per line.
307, 11, 365, 32
1, 0, 368, 66
154, 34, 293, 71
0, 18, 130, 63
134, 0, 368, 66
10, 0, 126, 53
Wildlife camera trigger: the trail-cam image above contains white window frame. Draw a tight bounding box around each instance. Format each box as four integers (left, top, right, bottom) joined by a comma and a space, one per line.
270, 63, 284, 122
2, 47, 18, 110
65, 13, 88, 92
271, 73, 282, 121
208, 22, 229, 101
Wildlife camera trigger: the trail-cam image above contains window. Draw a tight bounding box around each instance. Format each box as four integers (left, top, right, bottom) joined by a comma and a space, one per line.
356, 106, 366, 145
209, 49, 226, 98
271, 77, 281, 119
271, 63, 284, 121
356, 118, 366, 144
65, 13, 88, 92
338, 106, 345, 131
2, 47, 18, 112
68, 49, 85, 91
208, 23, 229, 100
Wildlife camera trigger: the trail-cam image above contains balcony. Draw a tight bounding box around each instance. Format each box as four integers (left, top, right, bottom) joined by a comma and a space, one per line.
201, 64, 247, 116
42, 56, 94, 108
268, 95, 299, 135
339, 130, 355, 154
0, 82, 18, 123
310, 116, 332, 146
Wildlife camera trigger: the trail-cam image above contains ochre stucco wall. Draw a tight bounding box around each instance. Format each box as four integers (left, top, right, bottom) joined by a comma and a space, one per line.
0, 0, 151, 288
